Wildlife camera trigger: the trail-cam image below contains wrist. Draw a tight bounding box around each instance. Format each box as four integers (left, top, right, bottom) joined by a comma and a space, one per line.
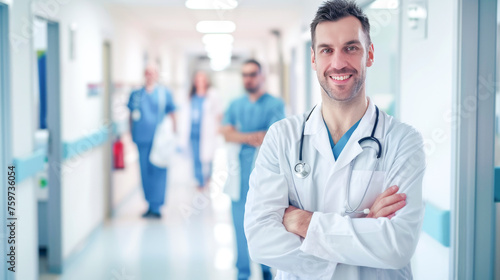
296, 211, 313, 238
243, 133, 251, 145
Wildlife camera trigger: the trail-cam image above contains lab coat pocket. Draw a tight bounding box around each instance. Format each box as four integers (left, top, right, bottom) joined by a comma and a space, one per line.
347, 170, 386, 216
288, 172, 319, 211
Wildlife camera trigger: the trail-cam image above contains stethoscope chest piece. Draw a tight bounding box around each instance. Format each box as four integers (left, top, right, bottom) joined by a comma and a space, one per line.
294, 162, 311, 179
132, 109, 141, 121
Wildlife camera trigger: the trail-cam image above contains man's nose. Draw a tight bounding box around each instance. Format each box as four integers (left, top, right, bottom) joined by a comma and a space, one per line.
330, 51, 349, 70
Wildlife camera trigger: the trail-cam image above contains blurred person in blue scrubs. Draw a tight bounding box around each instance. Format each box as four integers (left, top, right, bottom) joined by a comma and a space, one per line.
186, 71, 223, 191
128, 64, 177, 219
221, 59, 285, 280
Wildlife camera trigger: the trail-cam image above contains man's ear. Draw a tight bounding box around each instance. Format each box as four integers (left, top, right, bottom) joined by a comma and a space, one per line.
311, 46, 317, 71
366, 43, 374, 67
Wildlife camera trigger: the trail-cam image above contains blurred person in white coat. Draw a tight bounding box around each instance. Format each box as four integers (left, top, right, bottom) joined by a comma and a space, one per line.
244, 1, 426, 279
180, 70, 223, 190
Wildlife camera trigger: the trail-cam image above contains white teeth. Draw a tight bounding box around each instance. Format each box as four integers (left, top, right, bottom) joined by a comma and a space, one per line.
331, 75, 351, 81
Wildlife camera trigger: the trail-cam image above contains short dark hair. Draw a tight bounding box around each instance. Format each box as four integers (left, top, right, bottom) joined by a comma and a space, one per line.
243, 59, 262, 73
310, 0, 371, 48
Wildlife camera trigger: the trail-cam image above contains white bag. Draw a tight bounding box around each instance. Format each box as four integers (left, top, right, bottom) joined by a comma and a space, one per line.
149, 87, 176, 168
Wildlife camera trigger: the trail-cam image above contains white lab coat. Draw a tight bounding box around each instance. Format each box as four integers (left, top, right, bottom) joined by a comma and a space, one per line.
179, 88, 223, 163
223, 143, 260, 202
244, 99, 426, 280
223, 142, 242, 201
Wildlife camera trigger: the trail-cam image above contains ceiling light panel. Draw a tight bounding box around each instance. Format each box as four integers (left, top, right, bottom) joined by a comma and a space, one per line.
196, 21, 236, 33
186, 0, 238, 10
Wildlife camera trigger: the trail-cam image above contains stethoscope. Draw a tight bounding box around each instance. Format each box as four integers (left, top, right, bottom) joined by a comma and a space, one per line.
293, 105, 382, 216
131, 90, 143, 121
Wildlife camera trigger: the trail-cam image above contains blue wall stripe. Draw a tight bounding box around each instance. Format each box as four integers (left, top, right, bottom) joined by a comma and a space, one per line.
11, 127, 111, 183
422, 202, 450, 247
14, 128, 454, 248
495, 167, 500, 202
13, 149, 46, 183
63, 128, 109, 160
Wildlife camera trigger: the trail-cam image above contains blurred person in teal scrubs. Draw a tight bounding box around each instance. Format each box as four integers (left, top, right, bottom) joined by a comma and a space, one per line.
221, 59, 285, 280
128, 64, 177, 219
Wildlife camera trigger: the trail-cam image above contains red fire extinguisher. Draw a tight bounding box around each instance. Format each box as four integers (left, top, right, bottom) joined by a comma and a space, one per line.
113, 137, 125, 169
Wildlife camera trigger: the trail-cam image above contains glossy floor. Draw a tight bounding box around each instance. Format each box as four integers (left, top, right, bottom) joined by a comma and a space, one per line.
39, 150, 271, 280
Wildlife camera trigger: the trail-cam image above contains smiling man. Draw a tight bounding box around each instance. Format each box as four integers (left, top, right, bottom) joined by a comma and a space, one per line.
244, 1, 426, 279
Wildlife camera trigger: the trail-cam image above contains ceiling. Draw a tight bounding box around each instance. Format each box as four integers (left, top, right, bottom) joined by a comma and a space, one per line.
104, 0, 305, 36
103, 0, 375, 58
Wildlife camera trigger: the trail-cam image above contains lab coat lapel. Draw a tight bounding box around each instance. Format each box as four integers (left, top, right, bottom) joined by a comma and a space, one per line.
330, 98, 378, 175
304, 103, 335, 163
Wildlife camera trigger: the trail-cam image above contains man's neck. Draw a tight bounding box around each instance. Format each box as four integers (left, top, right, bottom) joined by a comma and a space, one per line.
248, 90, 265, 102
321, 92, 368, 144
145, 83, 156, 93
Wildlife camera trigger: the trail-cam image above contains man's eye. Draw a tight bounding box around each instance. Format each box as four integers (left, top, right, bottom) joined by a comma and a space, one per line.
346, 46, 358, 52
321, 49, 332, 54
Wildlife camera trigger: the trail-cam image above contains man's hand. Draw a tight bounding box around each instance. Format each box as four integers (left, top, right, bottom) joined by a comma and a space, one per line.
283, 186, 405, 238
246, 131, 266, 147
366, 185, 406, 219
283, 205, 313, 238
221, 126, 265, 146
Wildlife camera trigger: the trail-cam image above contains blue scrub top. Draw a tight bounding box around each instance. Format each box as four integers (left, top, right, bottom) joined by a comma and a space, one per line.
223, 93, 285, 153
324, 118, 361, 160
127, 86, 176, 143
190, 95, 205, 138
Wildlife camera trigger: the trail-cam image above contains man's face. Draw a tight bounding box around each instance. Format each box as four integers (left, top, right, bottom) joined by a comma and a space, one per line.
311, 16, 374, 102
241, 63, 263, 94
144, 67, 158, 85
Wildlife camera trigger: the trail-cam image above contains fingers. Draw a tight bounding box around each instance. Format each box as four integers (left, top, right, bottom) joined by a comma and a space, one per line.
367, 185, 407, 219
373, 193, 406, 214
370, 185, 400, 214
247, 135, 260, 147
255, 132, 266, 146
247, 132, 266, 147
369, 185, 398, 212
375, 200, 406, 218
379, 185, 399, 199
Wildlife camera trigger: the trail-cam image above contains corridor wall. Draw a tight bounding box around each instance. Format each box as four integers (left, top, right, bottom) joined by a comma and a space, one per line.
399, 0, 455, 279
8, 0, 38, 279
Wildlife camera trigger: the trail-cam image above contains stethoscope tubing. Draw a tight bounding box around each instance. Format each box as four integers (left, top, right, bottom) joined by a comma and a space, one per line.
293, 105, 382, 215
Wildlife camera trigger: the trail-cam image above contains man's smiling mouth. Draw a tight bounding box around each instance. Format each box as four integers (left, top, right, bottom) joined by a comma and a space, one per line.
329, 74, 353, 81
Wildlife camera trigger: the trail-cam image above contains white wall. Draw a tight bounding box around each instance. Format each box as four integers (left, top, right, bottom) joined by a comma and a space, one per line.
110, 15, 150, 87
9, 0, 39, 279
30, 0, 116, 259
399, 0, 455, 279
280, 0, 323, 114
282, 20, 307, 114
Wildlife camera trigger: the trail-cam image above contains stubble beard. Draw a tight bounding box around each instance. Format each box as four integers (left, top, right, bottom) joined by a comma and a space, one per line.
319, 69, 365, 103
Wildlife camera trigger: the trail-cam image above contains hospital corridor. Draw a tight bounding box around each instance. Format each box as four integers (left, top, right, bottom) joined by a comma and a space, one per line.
1, 0, 500, 280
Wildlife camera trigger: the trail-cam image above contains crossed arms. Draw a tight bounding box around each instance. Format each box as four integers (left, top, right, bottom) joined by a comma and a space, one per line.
244, 123, 426, 278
